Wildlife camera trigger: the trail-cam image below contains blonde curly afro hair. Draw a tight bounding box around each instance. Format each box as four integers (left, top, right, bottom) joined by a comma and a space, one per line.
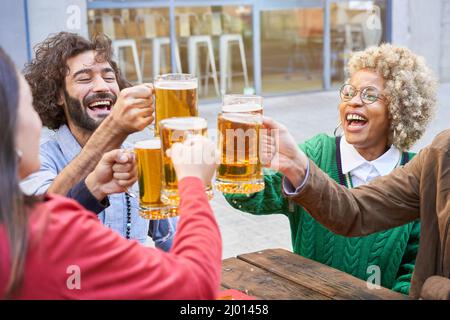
347, 44, 437, 151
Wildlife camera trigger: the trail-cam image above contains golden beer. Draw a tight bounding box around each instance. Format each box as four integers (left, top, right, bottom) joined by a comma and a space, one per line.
222, 94, 263, 115
215, 112, 265, 194
154, 74, 198, 135
160, 117, 213, 207
135, 139, 176, 219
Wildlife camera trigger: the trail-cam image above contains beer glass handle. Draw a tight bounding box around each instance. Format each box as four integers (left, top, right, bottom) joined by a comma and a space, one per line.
148, 124, 156, 138
122, 148, 138, 198
150, 90, 157, 137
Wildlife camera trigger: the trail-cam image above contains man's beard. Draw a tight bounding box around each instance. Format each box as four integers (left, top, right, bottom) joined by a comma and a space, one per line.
63, 89, 117, 132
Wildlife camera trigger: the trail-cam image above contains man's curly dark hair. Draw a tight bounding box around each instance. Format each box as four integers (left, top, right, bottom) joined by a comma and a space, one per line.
24, 32, 130, 130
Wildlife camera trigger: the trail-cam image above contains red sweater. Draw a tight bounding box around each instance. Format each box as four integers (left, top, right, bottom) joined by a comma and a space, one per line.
0, 177, 222, 299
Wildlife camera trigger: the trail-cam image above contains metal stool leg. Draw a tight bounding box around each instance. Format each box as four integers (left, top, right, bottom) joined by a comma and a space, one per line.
174, 41, 182, 73
206, 38, 220, 97
152, 39, 160, 80
130, 42, 142, 83
117, 46, 126, 76
219, 36, 228, 94
188, 39, 196, 76
140, 42, 146, 79
238, 36, 249, 88
204, 47, 210, 95
227, 43, 232, 91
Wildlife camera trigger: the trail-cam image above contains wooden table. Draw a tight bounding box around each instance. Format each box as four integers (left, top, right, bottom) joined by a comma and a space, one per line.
221, 248, 410, 300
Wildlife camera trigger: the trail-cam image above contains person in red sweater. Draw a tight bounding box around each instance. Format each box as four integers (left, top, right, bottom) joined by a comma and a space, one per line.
0, 47, 222, 299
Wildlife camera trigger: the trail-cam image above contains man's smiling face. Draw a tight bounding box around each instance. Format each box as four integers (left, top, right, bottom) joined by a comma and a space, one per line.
62, 50, 120, 132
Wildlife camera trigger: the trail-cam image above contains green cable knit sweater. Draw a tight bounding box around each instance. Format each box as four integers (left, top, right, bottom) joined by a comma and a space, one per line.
225, 134, 420, 295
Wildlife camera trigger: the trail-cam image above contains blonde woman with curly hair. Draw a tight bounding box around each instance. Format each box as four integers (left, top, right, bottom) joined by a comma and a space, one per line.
224, 44, 437, 295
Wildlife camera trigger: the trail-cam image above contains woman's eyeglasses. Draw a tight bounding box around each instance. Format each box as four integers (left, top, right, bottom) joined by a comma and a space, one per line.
340, 84, 387, 105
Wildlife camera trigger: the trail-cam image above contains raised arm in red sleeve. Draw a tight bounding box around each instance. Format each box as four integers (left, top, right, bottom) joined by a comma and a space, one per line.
6, 177, 221, 299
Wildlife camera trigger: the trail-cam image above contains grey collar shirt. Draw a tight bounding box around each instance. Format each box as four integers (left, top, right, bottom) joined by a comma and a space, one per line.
20, 125, 178, 250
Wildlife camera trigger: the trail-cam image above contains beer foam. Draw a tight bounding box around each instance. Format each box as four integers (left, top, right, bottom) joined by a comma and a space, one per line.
222, 103, 262, 113
161, 117, 207, 130
155, 81, 197, 90
220, 112, 262, 124
135, 139, 161, 149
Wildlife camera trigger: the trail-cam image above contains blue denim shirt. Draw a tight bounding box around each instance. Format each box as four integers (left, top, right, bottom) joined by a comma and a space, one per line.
20, 125, 178, 251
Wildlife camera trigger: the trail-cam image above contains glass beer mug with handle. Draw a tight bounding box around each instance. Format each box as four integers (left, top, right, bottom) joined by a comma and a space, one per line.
154, 73, 198, 136
222, 94, 263, 114
134, 138, 178, 219
160, 117, 213, 207
215, 112, 265, 194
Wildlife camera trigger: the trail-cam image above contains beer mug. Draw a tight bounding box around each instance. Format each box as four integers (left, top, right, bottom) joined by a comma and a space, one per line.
154, 73, 198, 136
160, 117, 213, 207
134, 138, 177, 219
215, 112, 265, 194
222, 94, 263, 114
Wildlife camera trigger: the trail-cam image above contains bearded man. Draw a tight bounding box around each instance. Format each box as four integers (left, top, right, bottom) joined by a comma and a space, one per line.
21, 32, 177, 249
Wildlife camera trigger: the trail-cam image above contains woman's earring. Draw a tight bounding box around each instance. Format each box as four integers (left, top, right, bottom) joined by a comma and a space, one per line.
333, 121, 343, 137
15, 149, 23, 162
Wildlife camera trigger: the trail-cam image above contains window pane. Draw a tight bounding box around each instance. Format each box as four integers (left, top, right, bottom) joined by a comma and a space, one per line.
330, 0, 387, 87
261, 8, 324, 94
174, 5, 254, 99
88, 7, 171, 84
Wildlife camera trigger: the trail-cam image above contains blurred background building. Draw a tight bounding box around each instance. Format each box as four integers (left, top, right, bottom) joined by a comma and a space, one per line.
2, 0, 449, 101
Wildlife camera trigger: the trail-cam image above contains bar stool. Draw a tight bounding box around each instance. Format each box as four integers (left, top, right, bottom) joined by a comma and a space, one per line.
136, 13, 182, 81
176, 13, 220, 97
95, 14, 142, 84
188, 35, 220, 96
219, 34, 249, 94
203, 12, 249, 94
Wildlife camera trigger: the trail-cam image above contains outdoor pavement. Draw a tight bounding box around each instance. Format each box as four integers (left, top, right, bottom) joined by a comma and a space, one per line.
42, 83, 450, 258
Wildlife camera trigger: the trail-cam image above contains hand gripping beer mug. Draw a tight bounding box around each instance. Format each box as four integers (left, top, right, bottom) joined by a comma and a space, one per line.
160, 117, 213, 206
222, 94, 263, 114
154, 73, 198, 136
134, 138, 177, 219
215, 112, 265, 194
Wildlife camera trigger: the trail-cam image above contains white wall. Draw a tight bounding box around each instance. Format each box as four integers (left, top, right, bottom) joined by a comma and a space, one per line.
27, 0, 88, 58
0, 0, 29, 69
391, 0, 442, 78
440, 0, 450, 81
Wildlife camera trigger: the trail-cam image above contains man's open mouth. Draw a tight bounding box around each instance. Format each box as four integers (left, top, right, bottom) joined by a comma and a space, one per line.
87, 100, 113, 112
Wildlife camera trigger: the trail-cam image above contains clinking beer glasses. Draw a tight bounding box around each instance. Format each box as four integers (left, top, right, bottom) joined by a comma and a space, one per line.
215, 112, 265, 194
160, 117, 213, 208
